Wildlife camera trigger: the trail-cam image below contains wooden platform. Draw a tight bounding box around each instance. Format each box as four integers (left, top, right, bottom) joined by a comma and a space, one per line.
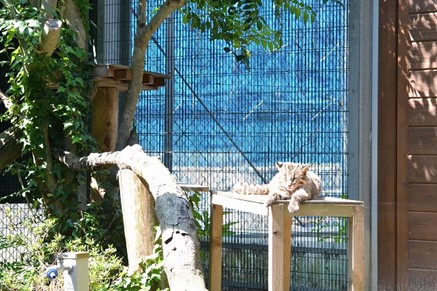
93, 64, 169, 91
209, 191, 365, 291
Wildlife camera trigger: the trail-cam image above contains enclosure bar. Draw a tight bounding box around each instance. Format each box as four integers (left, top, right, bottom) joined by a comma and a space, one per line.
164, 12, 175, 171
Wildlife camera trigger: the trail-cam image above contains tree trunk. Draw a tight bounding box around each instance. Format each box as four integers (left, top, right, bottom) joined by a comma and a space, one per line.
55, 145, 207, 290
0, 127, 22, 171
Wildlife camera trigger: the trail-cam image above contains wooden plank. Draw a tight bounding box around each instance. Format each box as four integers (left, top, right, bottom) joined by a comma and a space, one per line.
408, 156, 437, 183
408, 1, 437, 13
397, 1, 411, 288
291, 203, 356, 217
113, 69, 132, 80
408, 98, 437, 126
408, 41, 437, 70
409, 12, 437, 42
407, 70, 437, 98
408, 184, 437, 212
214, 191, 363, 205
408, 269, 437, 290
142, 74, 153, 85
409, 212, 437, 240
211, 194, 268, 216
208, 203, 223, 291
152, 77, 166, 87
408, 240, 437, 269
408, 127, 437, 154
378, 0, 399, 287
91, 87, 119, 152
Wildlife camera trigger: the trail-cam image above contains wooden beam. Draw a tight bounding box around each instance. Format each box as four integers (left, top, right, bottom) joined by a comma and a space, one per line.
91, 87, 118, 151
208, 203, 223, 291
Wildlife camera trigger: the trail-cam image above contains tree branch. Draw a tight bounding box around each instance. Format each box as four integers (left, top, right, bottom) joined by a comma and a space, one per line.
116, 0, 186, 150
39, 19, 62, 56
63, 0, 87, 49
0, 127, 22, 170
0, 89, 12, 110
54, 145, 207, 289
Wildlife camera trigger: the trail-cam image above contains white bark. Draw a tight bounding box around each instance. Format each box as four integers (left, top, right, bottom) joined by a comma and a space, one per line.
39, 19, 62, 56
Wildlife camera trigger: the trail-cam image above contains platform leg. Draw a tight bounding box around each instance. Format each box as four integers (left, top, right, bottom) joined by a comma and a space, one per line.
209, 203, 223, 291
283, 213, 292, 291
349, 205, 365, 291
269, 204, 287, 291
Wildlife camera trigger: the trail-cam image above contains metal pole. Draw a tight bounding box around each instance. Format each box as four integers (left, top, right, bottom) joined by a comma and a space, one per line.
164, 13, 175, 172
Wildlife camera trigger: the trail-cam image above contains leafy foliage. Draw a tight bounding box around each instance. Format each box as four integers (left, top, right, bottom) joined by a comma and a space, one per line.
181, 0, 335, 67
0, 212, 147, 290
0, 0, 96, 223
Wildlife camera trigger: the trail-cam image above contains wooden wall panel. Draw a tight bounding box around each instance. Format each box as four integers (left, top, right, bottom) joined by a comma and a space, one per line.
408, 156, 437, 183
408, 127, 437, 154
409, 41, 437, 69
408, 0, 437, 13
408, 269, 437, 290
408, 241, 437, 269
409, 212, 437, 240
409, 12, 437, 42
408, 98, 437, 126
408, 184, 437, 212
407, 70, 437, 97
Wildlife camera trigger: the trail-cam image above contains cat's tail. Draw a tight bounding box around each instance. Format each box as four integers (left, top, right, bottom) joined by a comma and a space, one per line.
232, 182, 269, 195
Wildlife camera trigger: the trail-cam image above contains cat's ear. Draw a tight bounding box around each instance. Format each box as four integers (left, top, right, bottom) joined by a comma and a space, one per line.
302, 164, 310, 173
275, 162, 284, 169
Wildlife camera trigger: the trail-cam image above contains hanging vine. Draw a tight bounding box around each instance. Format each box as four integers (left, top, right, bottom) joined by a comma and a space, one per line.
0, 1, 95, 221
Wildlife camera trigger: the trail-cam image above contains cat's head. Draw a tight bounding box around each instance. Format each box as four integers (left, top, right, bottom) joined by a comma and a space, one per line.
276, 162, 310, 191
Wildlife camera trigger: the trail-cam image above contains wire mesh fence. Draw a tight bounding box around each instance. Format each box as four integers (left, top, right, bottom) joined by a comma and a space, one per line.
0, 0, 351, 289
128, 0, 350, 289
0, 203, 37, 263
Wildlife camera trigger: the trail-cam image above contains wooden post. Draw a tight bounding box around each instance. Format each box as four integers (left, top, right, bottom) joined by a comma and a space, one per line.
118, 169, 156, 272
283, 211, 292, 290
91, 87, 119, 152
209, 203, 223, 291
268, 204, 286, 291
349, 205, 365, 291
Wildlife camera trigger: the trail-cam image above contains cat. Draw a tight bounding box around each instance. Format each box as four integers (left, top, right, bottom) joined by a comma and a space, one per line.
232, 162, 322, 213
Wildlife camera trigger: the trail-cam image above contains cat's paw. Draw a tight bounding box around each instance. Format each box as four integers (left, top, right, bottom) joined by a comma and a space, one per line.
288, 201, 300, 213
265, 193, 279, 207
